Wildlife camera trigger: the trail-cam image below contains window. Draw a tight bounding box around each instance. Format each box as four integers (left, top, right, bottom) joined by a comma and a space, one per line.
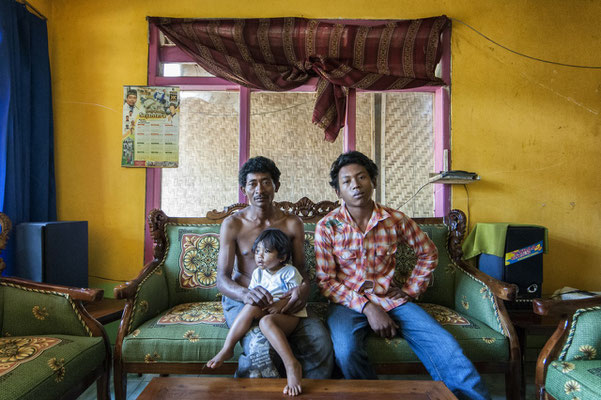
249, 91, 342, 204
146, 23, 450, 261
161, 91, 240, 217
356, 92, 436, 216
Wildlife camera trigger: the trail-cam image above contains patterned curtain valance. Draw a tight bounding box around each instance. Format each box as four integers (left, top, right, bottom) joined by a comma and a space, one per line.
149, 16, 449, 142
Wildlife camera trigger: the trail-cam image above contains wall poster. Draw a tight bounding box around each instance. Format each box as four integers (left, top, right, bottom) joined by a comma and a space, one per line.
121, 86, 180, 167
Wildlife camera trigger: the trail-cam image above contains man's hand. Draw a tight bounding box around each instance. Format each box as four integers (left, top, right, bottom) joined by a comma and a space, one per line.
280, 283, 310, 314
243, 286, 273, 308
363, 302, 399, 338
264, 298, 289, 314
386, 286, 413, 302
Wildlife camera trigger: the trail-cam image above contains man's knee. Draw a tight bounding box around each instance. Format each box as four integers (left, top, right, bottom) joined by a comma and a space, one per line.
332, 338, 364, 365
290, 318, 333, 360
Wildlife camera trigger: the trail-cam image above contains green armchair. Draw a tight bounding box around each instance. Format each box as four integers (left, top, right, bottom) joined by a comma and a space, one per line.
0, 213, 111, 400
533, 296, 601, 400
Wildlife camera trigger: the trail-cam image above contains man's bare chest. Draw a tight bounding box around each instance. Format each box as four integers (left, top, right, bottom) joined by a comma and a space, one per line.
236, 221, 290, 259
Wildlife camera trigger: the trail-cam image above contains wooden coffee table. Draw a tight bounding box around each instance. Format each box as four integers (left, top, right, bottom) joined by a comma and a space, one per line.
137, 377, 457, 399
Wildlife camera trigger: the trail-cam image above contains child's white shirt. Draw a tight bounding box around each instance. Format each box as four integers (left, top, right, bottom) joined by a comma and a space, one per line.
249, 264, 308, 317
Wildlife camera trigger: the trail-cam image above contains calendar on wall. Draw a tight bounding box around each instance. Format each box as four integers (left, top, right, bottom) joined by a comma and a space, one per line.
121, 85, 180, 168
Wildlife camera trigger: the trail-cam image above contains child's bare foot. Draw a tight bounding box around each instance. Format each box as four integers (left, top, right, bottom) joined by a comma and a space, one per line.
283, 360, 302, 396
206, 348, 233, 369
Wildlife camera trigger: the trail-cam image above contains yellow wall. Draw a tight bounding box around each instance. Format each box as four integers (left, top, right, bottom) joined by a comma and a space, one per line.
34, 1, 601, 294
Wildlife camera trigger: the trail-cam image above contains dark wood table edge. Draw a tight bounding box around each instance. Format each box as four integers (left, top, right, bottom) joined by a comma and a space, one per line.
137, 377, 458, 399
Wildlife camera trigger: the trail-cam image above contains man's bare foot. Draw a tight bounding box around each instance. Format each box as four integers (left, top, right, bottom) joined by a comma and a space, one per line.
283, 360, 302, 396
206, 348, 233, 369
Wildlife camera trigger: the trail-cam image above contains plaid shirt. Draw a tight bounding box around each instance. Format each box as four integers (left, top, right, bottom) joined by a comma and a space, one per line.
315, 201, 438, 313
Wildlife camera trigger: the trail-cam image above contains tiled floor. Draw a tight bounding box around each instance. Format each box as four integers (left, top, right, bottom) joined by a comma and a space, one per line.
77, 368, 536, 399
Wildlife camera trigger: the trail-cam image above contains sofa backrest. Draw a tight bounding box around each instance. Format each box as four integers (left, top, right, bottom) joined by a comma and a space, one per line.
161, 223, 222, 305
149, 199, 465, 309
560, 306, 601, 361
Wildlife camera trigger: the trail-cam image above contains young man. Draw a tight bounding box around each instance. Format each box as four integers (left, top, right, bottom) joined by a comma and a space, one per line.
314, 151, 490, 400
216, 156, 333, 379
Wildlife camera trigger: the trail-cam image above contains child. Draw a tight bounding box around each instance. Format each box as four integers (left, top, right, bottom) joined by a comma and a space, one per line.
207, 228, 307, 396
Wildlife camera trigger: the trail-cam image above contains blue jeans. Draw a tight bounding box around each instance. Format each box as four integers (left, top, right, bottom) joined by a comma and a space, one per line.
327, 302, 491, 400
222, 295, 333, 379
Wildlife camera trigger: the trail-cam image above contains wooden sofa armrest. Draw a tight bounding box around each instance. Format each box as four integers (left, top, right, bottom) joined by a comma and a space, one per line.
456, 260, 518, 301
1, 276, 103, 302
533, 296, 601, 316
114, 260, 161, 299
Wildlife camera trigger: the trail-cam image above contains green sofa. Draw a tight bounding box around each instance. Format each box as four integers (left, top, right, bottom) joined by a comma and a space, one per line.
533, 296, 601, 400
0, 213, 111, 400
114, 198, 522, 400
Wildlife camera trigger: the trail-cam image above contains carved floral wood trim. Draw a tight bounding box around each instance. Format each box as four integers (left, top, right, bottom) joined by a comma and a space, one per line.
0, 212, 12, 273
205, 197, 339, 221
445, 209, 466, 263
148, 209, 169, 262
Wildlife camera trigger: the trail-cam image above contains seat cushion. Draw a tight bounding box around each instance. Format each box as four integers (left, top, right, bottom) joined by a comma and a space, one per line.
0, 335, 105, 400
366, 303, 509, 363
125, 301, 507, 366
545, 360, 601, 400
122, 301, 242, 364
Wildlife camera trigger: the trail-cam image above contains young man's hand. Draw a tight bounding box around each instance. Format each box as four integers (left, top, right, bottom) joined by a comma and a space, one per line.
386, 286, 414, 302
363, 302, 399, 338
243, 286, 273, 308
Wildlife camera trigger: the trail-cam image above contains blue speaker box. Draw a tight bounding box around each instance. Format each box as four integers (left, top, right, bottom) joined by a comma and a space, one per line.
15, 221, 88, 288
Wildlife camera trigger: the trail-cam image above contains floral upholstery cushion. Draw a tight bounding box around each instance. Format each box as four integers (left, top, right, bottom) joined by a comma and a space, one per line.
122, 301, 240, 364
162, 224, 222, 307
560, 307, 601, 362
0, 335, 105, 400
454, 267, 505, 335
367, 303, 508, 363
0, 336, 61, 376
1, 284, 91, 337
121, 301, 506, 364
178, 233, 220, 289
545, 360, 601, 400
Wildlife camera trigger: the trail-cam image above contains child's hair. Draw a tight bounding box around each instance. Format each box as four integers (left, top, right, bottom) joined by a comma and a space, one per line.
252, 228, 292, 263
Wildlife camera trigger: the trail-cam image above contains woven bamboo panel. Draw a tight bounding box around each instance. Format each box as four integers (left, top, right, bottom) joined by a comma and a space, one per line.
355, 92, 434, 217
250, 92, 342, 203
355, 93, 373, 162
161, 92, 240, 216
383, 92, 434, 216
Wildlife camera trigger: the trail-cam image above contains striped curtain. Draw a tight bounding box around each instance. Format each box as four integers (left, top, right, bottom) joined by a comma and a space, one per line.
149, 16, 449, 142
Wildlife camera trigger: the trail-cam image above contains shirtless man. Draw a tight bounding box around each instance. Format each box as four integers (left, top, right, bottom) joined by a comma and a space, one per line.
216, 156, 333, 379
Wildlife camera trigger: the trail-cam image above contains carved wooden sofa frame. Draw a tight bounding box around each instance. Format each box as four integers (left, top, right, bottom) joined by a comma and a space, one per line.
113, 198, 521, 400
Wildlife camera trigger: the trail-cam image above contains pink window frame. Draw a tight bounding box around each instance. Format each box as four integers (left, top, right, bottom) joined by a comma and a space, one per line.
144, 22, 451, 263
